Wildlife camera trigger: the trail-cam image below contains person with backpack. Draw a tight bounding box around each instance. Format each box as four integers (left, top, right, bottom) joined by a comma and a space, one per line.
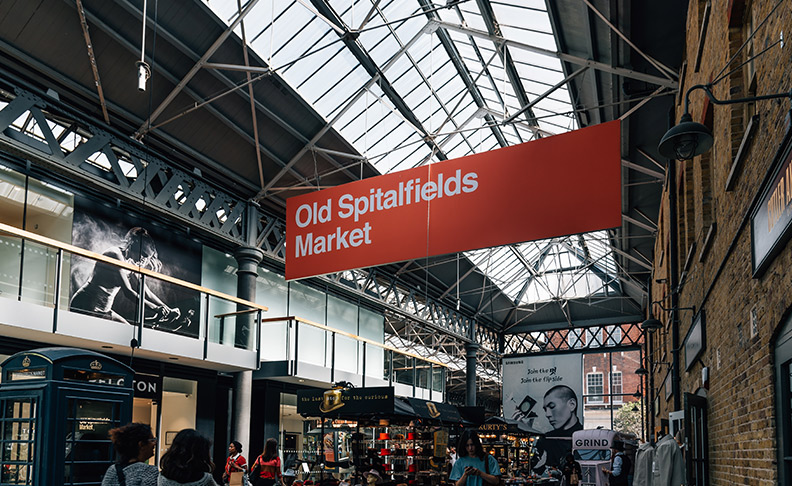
602, 441, 631, 486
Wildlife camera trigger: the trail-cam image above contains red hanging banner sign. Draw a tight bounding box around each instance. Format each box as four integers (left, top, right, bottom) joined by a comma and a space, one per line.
285, 121, 621, 280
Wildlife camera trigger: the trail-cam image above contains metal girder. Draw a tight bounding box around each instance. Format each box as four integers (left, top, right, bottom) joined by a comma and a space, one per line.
308, 0, 448, 161
417, 0, 509, 147
0, 84, 248, 244
135, 0, 263, 137
474, 0, 539, 127
433, 20, 678, 89
107, 0, 357, 198
258, 19, 433, 197
503, 322, 644, 354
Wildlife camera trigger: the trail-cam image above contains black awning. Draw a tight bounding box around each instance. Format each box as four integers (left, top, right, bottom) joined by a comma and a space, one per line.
478, 416, 544, 436
403, 397, 463, 424
297, 386, 468, 425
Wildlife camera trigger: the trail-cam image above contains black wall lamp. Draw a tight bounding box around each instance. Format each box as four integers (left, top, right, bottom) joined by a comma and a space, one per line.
641, 301, 696, 332
658, 83, 792, 160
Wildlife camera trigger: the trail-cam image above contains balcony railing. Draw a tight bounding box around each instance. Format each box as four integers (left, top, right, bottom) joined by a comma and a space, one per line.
260, 316, 446, 396
0, 222, 266, 369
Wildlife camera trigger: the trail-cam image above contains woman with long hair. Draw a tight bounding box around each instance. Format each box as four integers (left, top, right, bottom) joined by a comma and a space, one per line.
449, 430, 500, 486
101, 422, 158, 486
250, 438, 282, 486
158, 429, 218, 486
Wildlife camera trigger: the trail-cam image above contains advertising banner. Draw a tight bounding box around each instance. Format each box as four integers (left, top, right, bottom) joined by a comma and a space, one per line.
69, 197, 202, 337
502, 354, 583, 471
286, 121, 621, 280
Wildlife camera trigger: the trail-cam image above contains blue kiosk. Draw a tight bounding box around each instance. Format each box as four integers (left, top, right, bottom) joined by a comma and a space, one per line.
0, 347, 134, 486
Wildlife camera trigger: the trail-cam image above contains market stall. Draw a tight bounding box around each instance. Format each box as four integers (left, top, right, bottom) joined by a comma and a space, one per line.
477, 417, 543, 478
298, 386, 467, 486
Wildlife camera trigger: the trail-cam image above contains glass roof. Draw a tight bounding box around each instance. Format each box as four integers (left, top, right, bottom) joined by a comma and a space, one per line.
205, 0, 619, 306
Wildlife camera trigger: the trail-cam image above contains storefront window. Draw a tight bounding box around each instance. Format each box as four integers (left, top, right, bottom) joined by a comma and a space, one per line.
159, 378, 196, 461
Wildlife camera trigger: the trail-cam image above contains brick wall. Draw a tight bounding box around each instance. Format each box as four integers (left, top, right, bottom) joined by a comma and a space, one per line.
648, 0, 792, 484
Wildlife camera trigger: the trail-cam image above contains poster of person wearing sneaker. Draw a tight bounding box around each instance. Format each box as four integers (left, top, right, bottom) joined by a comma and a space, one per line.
68, 196, 201, 337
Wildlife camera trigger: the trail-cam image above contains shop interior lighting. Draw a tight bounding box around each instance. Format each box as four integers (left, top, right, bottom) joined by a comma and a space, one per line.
658, 84, 792, 160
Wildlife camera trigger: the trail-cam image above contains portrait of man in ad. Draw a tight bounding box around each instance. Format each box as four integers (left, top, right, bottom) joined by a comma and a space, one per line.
68, 199, 201, 337
502, 354, 583, 474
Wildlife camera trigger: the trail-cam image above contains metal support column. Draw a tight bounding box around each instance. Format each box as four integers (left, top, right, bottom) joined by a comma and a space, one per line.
465, 342, 480, 407
232, 245, 264, 452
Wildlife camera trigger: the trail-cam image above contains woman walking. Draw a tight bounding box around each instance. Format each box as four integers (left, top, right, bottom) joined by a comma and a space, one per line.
222, 441, 247, 484
101, 423, 159, 486
250, 439, 282, 486
158, 429, 218, 486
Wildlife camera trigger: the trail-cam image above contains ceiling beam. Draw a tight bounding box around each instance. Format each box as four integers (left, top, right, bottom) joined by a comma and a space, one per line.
432, 20, 678, 89
135, 0, 263, 137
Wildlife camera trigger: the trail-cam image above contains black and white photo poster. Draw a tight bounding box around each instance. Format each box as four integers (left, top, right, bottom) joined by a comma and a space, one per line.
68, 198, 202, 338
503, 354, 583, 472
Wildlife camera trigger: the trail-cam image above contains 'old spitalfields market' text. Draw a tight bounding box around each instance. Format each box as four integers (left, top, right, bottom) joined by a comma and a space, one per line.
293, 170, 478, 258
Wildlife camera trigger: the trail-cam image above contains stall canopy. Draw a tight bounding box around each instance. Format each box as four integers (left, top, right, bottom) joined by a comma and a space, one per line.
297, 386, 468, 425
478, 416, 544, 436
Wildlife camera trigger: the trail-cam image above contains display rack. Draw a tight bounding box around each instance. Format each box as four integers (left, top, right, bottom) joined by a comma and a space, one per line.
375, 425, 449, 485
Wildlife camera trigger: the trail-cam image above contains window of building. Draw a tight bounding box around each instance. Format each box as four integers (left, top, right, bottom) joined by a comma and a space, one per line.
587, 372, 603, 404
568, 329, 584, 349
605, 326, 621, 346
611, 371, 623, 404
585, 328, 601, 348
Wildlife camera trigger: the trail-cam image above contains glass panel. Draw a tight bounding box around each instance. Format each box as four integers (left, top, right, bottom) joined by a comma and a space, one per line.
0, 234, 22, 299
208, 294, 236, 346
415, 361, 430, 389
0, 397, 37, 486
393, 354, 413, 386
358, 307, 384, 380
333, 334, 358, 374
258, 268, 290, 361
64, 399, 119, 486
327, 295, 357, 370
383, 349, 392, 382
257, 267, 288, 316
0, 164, 26, 228
297, 320, 326, 367
291, 282, 326, 366
25, 176, 74, 242
20, 241, 58, 306
2, 464, 31, 484
432, 366, 444, 393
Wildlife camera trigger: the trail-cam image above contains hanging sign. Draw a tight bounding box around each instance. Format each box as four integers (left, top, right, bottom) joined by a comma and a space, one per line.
297, 386, 394, 416
751, 132, 792, 275
286, 121, 621, 280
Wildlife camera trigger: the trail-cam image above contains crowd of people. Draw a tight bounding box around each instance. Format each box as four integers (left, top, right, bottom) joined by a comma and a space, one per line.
100, 423, 289, 486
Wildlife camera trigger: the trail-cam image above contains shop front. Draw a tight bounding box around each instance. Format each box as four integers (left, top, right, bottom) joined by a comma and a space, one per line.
477, 417, 542, 479
296, 386, 466, 486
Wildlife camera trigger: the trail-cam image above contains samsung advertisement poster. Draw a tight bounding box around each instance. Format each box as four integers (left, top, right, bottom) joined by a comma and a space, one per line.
503, 354, 583, 472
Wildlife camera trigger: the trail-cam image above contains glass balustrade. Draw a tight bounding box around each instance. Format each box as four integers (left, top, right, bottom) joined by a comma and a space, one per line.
0, 225, 263, 362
